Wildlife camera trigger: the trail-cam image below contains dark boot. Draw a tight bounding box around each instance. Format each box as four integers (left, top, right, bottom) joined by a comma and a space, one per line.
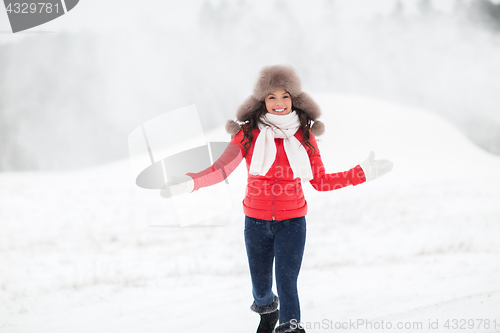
250, 296, 279, 333
274, 320, 306, 333
257, 309, 279, 333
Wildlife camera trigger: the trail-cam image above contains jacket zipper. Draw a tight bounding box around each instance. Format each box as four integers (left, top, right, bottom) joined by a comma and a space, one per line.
272, 139, 280, 221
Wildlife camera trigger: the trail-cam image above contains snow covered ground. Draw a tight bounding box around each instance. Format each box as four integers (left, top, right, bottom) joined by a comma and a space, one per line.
1, 93, 500, 333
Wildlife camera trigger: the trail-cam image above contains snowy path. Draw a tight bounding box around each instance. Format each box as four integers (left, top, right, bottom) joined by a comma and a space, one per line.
3, 255, 499, 332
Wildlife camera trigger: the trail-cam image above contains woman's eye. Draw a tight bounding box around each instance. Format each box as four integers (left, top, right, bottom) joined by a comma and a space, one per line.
269, 96, 275, 99
284, 95, 289, 98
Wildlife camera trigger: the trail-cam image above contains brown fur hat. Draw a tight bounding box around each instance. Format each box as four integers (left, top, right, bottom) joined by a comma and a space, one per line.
226, 65, 325, 136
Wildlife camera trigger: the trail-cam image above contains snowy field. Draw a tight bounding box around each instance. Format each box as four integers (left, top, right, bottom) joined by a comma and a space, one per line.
1, 94, 500, 333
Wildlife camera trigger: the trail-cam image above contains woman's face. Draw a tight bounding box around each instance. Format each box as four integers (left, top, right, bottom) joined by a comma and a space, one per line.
265, 88, 292, 115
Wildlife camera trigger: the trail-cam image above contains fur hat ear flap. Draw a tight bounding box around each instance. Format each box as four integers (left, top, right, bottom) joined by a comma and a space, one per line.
311, 120, 325, 136
293, 92, 321, 120
236, 96, 261, 122
225, 119, 241, 136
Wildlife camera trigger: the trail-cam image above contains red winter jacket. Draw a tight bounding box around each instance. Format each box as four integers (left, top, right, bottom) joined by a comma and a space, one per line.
187, 127, 366, 221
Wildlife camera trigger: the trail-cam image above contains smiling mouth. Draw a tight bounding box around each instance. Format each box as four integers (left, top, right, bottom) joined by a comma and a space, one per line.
274, 108, 286, 113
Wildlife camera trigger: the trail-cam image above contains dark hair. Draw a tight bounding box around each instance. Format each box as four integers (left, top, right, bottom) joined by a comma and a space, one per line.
238, 101, 316, 156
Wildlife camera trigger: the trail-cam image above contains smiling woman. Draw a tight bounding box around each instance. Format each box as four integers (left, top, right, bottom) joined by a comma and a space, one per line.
160, 65, 394, 333
265, 88, 292, 115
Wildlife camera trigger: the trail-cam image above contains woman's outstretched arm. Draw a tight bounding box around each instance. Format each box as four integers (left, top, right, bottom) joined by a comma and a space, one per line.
308, 134, 366, 191
186, 130, 245, 192
308, 134, 393, 191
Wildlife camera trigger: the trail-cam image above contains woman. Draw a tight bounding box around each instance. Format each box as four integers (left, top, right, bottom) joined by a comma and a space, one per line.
161, 65, 393, 333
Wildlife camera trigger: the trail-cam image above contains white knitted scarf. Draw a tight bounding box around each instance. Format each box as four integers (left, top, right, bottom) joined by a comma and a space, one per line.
249, 111, 313, 181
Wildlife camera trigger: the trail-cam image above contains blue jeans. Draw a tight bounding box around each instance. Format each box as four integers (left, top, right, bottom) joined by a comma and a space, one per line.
244, 215, 307, 324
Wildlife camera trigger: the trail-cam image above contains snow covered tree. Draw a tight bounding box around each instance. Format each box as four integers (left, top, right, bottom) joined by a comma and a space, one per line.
418, 0, 433, 16
468, 0, 500, 31
392, 0, 404, 17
